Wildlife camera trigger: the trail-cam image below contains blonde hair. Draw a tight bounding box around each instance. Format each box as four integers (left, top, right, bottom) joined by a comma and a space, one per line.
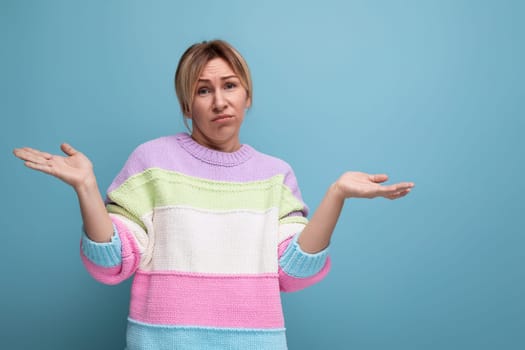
174, 40, 252, 130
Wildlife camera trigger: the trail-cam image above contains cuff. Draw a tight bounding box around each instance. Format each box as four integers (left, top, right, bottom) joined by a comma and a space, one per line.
279, 233, 329, 278
81, 224, 122, 267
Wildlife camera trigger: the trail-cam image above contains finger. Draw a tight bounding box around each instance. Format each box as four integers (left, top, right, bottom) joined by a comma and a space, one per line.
14, 148, 51, 165
14, 147, 53, 162
383, 182, 415, 193
25, 147, 53, 160
24, 160, 53, 175
61, 143, 78, 156
12, 148, 27, 160
386, 188, 411, 200
384, 188, 407, 198
13, 147, 37, 160
370, 174, 388, 183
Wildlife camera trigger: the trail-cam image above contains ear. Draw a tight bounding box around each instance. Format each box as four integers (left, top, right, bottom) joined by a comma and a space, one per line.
245, 96, 252, 109
183, 107, 192, 119
183, 103, 192, 119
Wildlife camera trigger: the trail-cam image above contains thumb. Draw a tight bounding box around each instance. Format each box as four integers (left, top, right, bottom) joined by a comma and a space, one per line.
370, 174, 389, 183
60, 143, 78, 156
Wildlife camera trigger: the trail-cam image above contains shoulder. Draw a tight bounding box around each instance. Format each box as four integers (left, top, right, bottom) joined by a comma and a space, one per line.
125, 134, 182, 167
132, 135, 179, 156
248, 146, 306, 206
107, 135, 181, 193
251, 149, 291, 169
247, 146, 300, 186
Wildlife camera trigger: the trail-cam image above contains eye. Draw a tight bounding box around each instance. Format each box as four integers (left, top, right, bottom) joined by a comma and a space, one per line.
224, 82, 237, 90
197, 87, 211, 96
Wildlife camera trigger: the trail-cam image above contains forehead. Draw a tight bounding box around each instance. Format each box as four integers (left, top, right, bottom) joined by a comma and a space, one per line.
199, 57, 236, 78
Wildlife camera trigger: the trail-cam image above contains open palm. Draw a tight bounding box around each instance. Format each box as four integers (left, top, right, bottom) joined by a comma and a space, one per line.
13, 143, 95, 189
334, 171, 414, 200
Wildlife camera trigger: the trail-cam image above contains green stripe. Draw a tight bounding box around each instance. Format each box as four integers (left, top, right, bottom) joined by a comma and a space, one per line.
279, 215, 308, 226
107, 204, 147, 231
107, 168, 305, 220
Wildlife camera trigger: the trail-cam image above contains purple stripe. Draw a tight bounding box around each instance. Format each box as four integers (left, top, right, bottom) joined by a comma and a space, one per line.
107, 134, 306, 211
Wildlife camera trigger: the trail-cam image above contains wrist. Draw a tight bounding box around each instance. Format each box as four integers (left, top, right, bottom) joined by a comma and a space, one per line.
74, 175, 99, 196
329, 182, 347, 202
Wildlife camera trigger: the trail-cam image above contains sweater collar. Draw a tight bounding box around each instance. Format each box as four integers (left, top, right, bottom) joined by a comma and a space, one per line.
175, 133, 254, 167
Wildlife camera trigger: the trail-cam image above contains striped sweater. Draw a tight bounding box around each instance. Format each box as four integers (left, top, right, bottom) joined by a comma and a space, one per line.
80, 133, 330, 350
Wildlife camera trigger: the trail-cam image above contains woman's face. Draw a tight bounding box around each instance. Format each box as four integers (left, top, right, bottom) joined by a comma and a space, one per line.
188, 57, 251, 152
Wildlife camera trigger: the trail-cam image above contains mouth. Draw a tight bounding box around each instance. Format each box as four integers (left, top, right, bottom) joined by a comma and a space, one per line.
212, 114, 233, 122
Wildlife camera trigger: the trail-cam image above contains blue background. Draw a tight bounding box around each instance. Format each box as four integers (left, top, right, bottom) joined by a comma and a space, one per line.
1, 0, 524, 349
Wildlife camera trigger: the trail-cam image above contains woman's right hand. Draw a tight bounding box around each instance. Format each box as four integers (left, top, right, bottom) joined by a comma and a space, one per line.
14, 143, 115, 242
13, 143, 96, 191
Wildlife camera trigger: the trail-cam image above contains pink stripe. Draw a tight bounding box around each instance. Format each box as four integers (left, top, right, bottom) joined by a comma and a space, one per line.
277, 235, 331, 292
129, 271, 284, 328
278, 258, 331, 292
80, 216, 141, 285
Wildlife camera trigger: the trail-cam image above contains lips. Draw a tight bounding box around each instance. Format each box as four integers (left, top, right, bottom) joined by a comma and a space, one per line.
212, 114, 233, 122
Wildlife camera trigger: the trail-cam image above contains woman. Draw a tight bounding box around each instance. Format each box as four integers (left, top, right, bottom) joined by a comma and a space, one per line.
13, 40, 414, 349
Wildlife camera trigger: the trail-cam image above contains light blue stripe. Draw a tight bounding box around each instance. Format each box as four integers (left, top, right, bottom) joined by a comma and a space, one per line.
80, 224, 122, 267
125, 318, 287, 350
279, 233, 329, 278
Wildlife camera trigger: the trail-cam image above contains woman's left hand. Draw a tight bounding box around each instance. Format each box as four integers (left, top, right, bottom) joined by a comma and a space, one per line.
333, 172, 414, 200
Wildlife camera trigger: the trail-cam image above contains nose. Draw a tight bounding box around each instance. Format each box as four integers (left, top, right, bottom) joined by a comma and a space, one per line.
212, 90, 227, 112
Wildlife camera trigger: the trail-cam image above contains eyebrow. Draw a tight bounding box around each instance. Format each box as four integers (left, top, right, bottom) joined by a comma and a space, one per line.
198, 75, 239, 82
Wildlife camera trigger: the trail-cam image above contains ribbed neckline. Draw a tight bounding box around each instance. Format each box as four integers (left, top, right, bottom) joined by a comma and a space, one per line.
175, 133, 254, 167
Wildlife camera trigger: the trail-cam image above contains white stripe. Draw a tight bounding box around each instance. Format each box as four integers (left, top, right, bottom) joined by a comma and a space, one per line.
278, 222, 306, 244
140, 206, 279, 274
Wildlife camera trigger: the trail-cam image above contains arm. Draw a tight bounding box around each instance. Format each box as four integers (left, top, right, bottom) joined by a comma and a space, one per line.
277, 168, 331, 292
75, 179, 113, 242
13, 144, 113, 242
14, 144, 144, 285
298, 172, 415, 253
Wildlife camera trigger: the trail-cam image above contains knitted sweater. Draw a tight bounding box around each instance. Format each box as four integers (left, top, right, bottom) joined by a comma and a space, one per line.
80, 133, 331, 350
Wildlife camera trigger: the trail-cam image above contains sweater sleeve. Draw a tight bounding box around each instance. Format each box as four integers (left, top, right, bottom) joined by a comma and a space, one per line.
277, 167, 331, 292
80, 214, 145, 285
